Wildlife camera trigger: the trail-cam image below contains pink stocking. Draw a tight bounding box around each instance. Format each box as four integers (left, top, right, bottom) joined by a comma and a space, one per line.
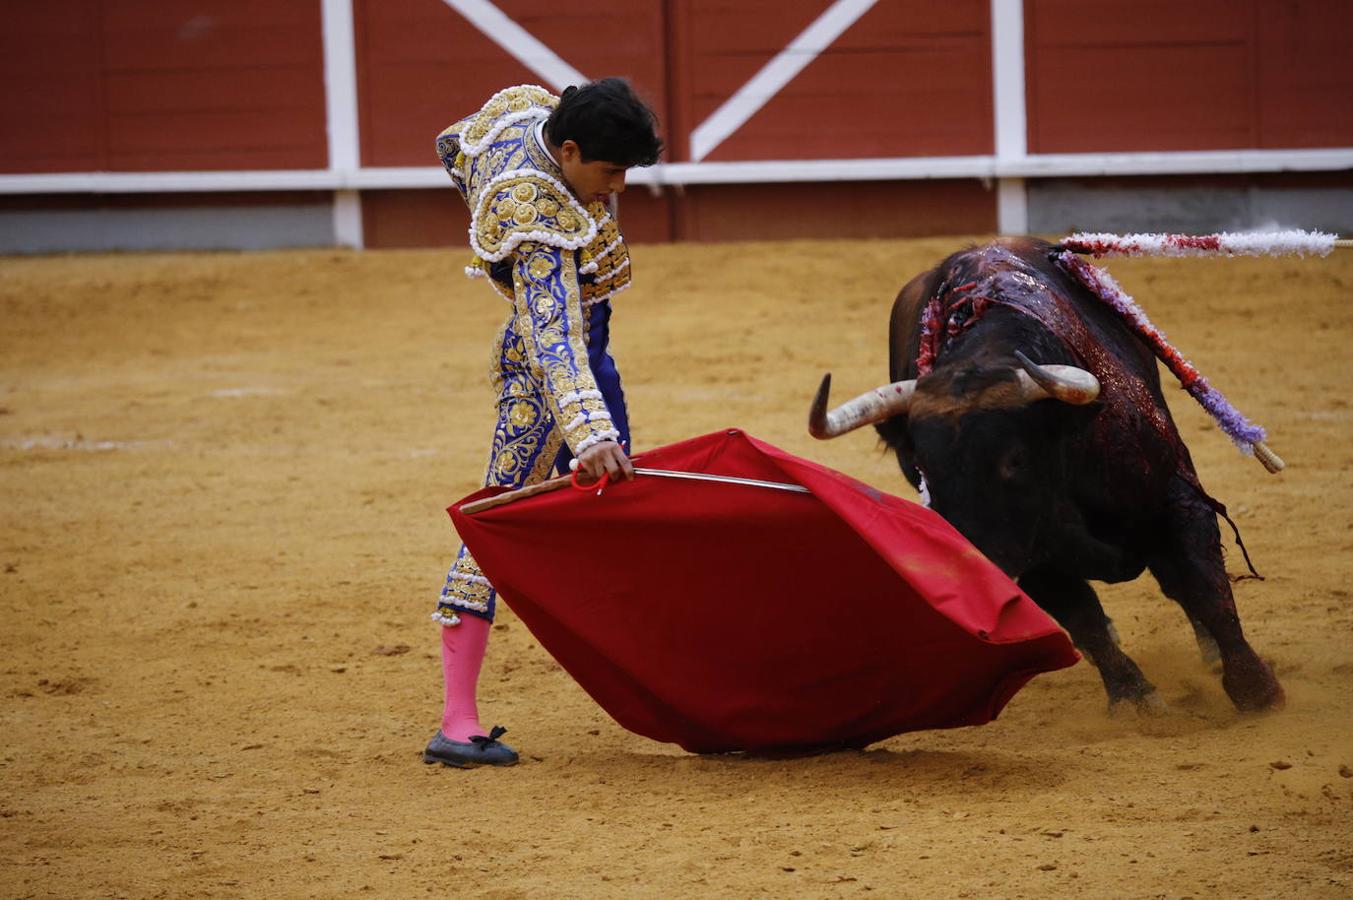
439, 615, 490, 742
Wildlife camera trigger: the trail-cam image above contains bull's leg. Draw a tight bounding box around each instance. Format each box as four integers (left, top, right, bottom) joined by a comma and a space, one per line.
1147, 478, 1283, 712
1019, 567, 1159, 709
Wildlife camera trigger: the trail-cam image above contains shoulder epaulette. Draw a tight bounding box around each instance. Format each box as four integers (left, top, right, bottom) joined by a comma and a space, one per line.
469, 169, 597, 262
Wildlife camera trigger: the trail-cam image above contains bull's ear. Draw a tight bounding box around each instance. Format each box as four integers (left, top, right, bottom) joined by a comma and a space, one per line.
874, 412, 911, 449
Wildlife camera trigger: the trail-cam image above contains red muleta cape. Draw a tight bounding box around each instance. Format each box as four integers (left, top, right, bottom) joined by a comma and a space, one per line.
449, 429, 1078, 754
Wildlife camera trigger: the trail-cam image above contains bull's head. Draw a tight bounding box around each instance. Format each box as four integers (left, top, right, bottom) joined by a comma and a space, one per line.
808, 352, 1098, 439
809, 353, 1111, 578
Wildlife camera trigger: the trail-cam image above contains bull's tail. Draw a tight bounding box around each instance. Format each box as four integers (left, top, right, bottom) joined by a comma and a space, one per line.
1185, 475, 1262, 581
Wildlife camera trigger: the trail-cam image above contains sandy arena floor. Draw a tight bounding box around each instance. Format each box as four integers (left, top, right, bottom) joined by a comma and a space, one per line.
1, 236, 1350, 898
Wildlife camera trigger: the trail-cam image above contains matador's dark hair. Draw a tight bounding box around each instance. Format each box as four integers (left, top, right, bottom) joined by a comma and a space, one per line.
545, 77, 663, 168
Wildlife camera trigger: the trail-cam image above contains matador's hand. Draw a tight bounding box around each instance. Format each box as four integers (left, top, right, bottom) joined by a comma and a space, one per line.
576, 440, 634, 483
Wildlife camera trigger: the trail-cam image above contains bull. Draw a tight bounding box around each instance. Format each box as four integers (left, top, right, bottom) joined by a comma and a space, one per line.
809, 237, 1283, 712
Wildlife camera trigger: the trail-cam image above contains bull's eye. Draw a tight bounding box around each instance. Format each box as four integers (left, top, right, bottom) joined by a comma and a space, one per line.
999, 446, 1027, 481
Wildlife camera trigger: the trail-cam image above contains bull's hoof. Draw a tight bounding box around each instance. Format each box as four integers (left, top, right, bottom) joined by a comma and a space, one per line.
1225, 667, 1285, 713
1109, 690, 1168, 718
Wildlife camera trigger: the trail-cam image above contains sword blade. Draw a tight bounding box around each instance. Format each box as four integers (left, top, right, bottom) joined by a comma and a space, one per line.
633, 468, 810, 494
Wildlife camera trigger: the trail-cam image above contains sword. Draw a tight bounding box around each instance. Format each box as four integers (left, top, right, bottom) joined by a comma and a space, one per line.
632, 468, 809, 494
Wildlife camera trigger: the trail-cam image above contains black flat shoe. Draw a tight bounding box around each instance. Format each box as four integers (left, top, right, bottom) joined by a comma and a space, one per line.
423, 726, 519, 768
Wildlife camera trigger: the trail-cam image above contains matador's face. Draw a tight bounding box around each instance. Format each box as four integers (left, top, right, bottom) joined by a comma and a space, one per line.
557, 140, 629, 206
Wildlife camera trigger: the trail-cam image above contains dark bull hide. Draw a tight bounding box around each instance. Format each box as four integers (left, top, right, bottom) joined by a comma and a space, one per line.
810, 237, 1283, 712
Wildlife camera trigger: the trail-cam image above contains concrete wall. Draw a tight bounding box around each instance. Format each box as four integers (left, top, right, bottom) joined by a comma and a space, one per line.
0, 196, 333, 253
1027, 174, 1353, 235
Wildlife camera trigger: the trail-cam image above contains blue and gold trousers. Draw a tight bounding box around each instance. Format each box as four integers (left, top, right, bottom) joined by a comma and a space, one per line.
434, 301, 629, 626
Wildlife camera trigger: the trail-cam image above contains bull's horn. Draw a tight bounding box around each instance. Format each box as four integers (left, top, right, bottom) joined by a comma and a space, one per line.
1014, 351, 1100, 405
809, 372, 917, 439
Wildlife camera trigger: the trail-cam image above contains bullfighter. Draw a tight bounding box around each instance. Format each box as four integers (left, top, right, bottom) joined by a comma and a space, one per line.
424, 79, 663, 768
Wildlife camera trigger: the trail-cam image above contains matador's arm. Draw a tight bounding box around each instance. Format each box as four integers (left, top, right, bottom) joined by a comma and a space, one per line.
510, 241, 619, 455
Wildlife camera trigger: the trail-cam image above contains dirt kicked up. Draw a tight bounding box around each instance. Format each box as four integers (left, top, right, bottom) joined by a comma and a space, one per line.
1, 237, 1350, 897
